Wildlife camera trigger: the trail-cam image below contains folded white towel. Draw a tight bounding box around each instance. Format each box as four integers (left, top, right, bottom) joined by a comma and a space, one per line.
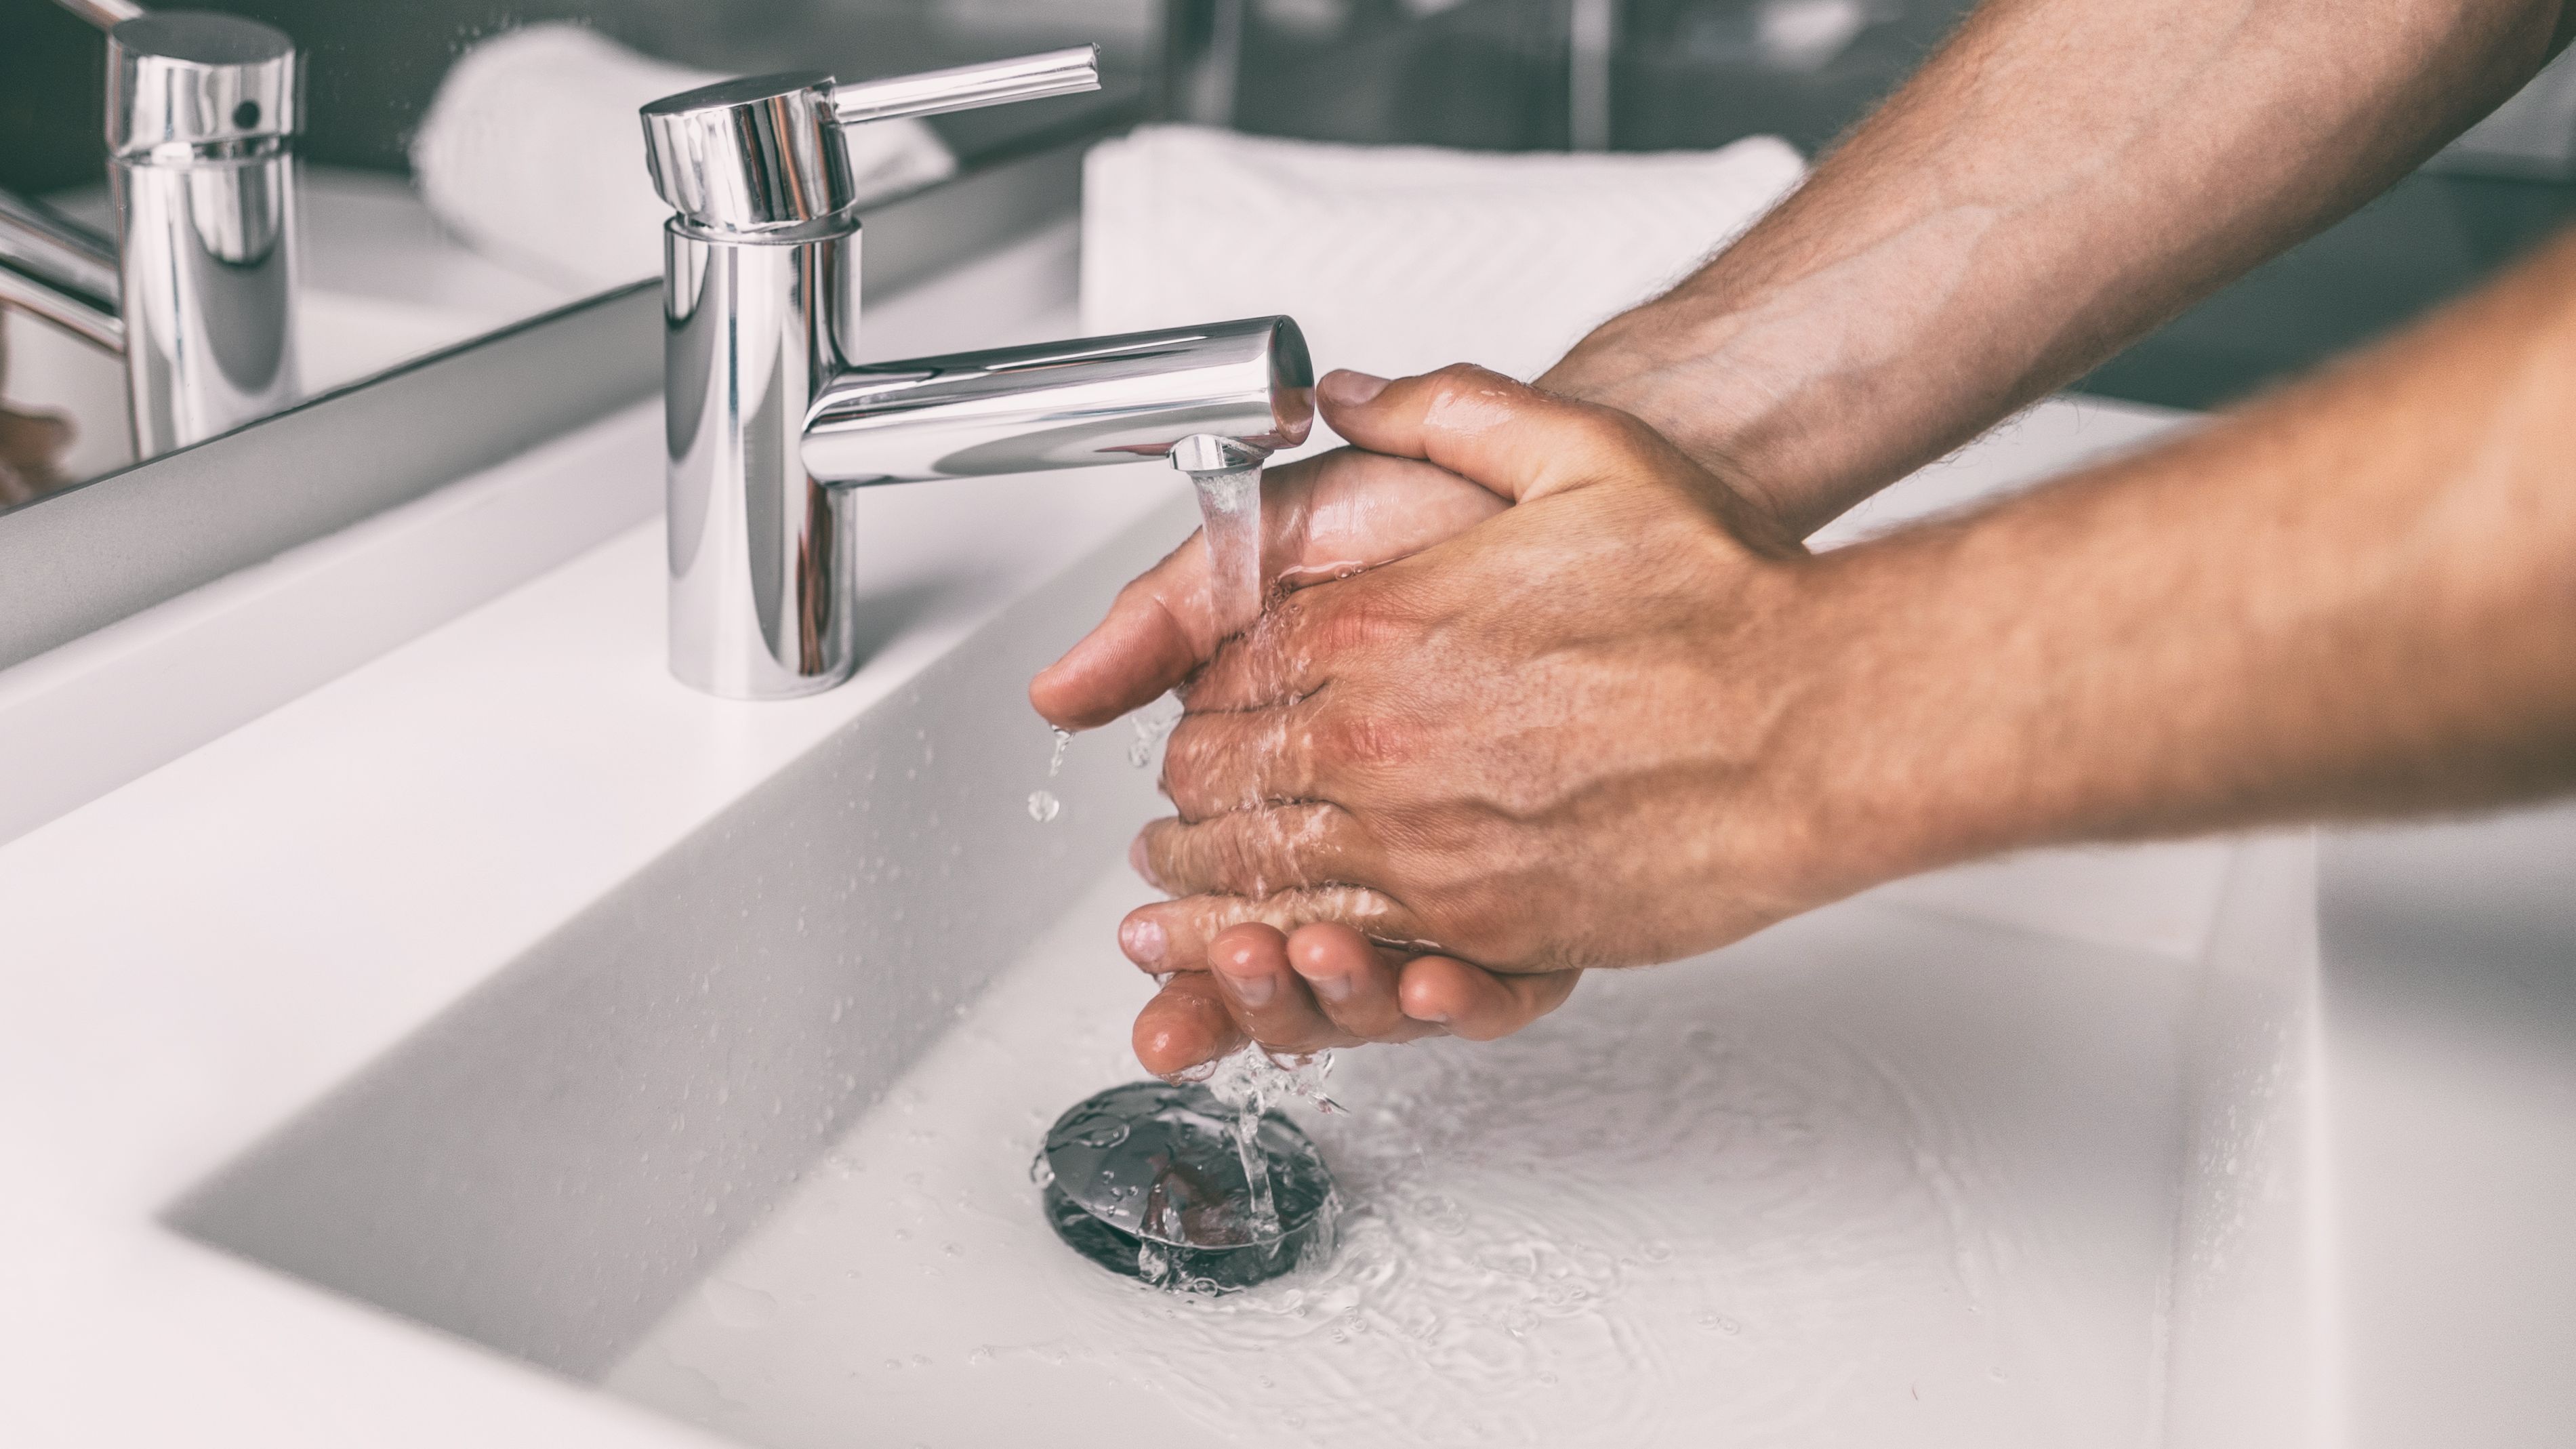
411, 24, 958, 293
1082, 125, 1805, 426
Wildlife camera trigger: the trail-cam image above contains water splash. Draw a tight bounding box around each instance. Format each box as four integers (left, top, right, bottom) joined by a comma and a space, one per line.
1187, 1047, 1345, 1244
605, 873, 2197, 1448
1128, 693, 1184, 769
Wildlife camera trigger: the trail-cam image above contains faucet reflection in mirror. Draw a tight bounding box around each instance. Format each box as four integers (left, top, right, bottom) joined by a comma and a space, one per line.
0, 3, 304, 499
642, 45, 1313, 700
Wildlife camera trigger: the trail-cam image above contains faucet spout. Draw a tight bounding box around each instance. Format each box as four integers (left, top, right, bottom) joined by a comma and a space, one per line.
0, 190, 124, 352
800, 319, 1312, 487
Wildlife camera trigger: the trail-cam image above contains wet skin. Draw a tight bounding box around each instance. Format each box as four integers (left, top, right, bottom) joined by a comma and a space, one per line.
1032, 401, 1601, 1075
1033, 0, 2576, 1079
1040, 368, 1796, 1078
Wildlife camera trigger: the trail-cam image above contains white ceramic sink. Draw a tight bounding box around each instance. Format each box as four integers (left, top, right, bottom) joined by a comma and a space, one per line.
3, 241, 2570, 1443
110, 396, 2352, 1446
154, 714, 2321, 1448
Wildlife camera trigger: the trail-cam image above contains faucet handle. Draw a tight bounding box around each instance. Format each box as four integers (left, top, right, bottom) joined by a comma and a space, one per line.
642, 48, 1100, 236
54, 1, 147, 30
832, 46, 1099, 126
107, 12, 300, 157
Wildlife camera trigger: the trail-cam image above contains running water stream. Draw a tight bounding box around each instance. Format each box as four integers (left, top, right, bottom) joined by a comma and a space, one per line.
1181, 459, 1294, 1248
1191, 462, 1265, 638
1192, 1046, 1344, 1247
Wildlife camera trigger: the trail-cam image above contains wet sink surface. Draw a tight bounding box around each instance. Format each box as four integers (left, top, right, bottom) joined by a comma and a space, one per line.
149, 395, 2343, 1447
602, 862, 2199, 1448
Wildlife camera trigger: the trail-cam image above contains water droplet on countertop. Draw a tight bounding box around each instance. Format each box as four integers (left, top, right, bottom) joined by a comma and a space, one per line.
700, 1277, 779, 1330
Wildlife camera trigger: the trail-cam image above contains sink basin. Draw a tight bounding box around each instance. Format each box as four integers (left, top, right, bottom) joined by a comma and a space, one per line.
154, 391, 2333, 1445
163, 641, 2322, 1447
8, 349, 2567, 1444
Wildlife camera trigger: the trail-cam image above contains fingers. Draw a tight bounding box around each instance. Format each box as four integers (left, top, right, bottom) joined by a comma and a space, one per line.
1205, 924, 1352, 1053
1029, 533, 1208, 731
0, 406, 73, 466
1029, 446, 1504, 731
1132, 971, 1248, 1080
1130, 920, 1572, 1078
1273, 444, 1508, 586
1286, 921, 1434, 1042
1158, 700, 1328, 821
1317, 365, 1674, 507
1116, 883, 1427, 975
1177, 580, 1397, 715
1141, 922, 1444, 1077
1136, 806, 1387, 900
1396, 955, 1583, 1041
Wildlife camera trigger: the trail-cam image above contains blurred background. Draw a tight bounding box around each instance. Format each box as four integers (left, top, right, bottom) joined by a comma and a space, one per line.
6, 0, 2576, 492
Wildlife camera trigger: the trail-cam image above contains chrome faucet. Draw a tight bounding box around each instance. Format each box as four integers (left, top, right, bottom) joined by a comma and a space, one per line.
639, 47, 1313, 700
0, 3, 303, 466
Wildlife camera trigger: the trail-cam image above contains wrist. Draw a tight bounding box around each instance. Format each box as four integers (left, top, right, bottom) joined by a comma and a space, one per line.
1545, 312, 1908, 542
1728, 537, 2008, 910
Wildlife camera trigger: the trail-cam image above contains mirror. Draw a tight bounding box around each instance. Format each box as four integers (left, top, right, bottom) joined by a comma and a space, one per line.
0, 0, 1153, 502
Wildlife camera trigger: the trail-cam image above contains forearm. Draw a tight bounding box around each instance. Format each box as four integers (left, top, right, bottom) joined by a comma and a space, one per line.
1775, 226, 2576, 895
1547, 0, 2571, 537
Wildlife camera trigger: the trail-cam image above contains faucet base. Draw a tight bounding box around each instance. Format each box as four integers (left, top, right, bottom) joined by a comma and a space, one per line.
664, 216, 864, 700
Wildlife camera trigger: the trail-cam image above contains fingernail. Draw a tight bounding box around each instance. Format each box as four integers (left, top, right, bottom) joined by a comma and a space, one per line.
1409, 1005, 1450, 1024
1318, 370, 1390, 407
1309, 972, 1355, 1004
1128, 836, 1160, 890
1220, 961, 1275, 1008
1120, 916, 1166, 966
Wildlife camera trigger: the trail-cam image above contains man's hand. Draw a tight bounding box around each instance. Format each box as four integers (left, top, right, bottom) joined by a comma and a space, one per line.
0, 404, 73, 508
1118, 367, 1829, 1076
1119, 217, 2576, 1078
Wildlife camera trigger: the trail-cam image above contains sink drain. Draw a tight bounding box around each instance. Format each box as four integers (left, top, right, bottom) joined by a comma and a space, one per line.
1036, 1080, 1337, 1292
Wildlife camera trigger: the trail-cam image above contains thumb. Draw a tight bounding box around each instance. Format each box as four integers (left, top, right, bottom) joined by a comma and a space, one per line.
1316, 364, 1675, 505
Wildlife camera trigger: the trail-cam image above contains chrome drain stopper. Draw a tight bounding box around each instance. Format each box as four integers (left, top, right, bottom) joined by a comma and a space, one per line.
1036, 1080, 1337, 1292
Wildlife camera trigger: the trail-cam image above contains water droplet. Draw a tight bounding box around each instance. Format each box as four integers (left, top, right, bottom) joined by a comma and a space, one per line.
701, 1278, 778, 1330
1128, 693, 1183, 768
1027, 790, 1060, 823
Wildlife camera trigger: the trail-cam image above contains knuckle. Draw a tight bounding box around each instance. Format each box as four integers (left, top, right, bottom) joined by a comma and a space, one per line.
1309, 593, 1406, 655
1161, 718, 1216, 779
1206, 820, 1274, 894
1162, 720, 1256, 811
1119, 559, 1179, 609
1425, 361, 1503, 397
1568, 406, 1644, 460
1314, 709, 1410, 771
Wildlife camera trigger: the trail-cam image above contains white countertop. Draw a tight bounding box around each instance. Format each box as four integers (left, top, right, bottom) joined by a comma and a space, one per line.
0, 223, 1194, 1447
